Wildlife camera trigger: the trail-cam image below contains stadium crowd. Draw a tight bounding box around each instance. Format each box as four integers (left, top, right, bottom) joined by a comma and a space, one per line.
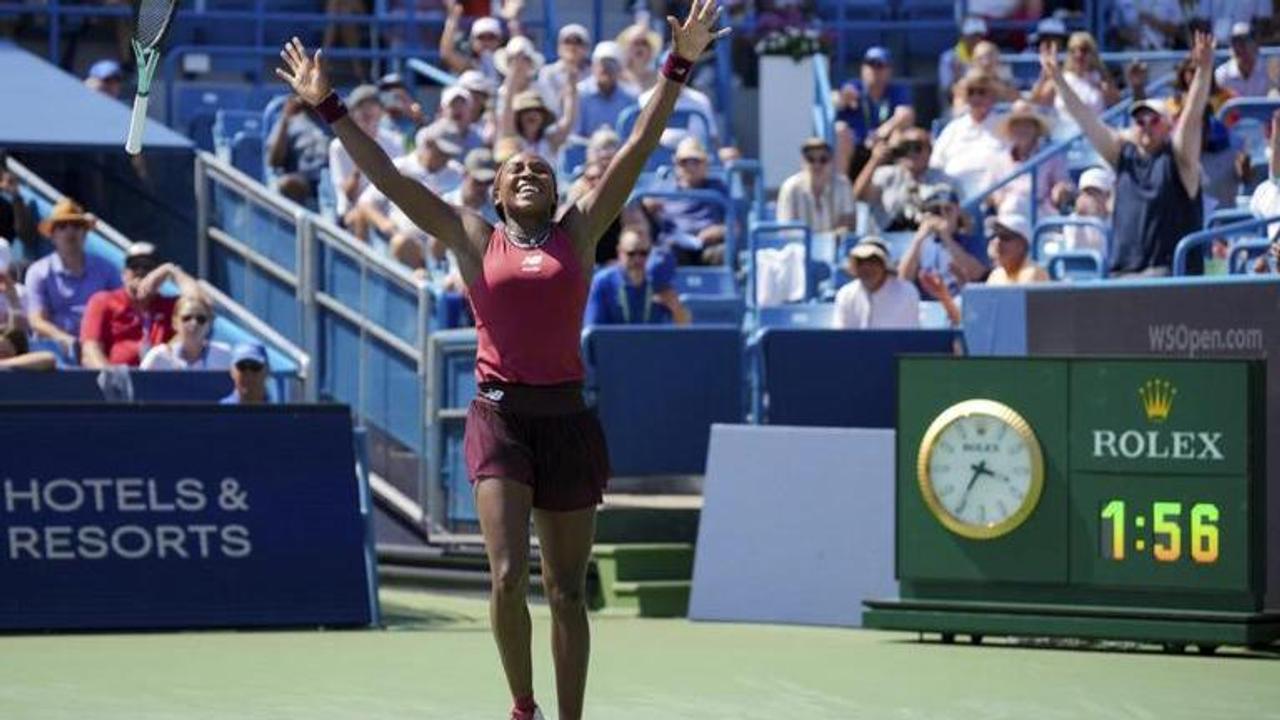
4, 0, 1280, 372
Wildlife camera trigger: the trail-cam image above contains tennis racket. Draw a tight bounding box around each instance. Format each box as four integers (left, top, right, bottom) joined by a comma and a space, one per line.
125, 0, 180, 155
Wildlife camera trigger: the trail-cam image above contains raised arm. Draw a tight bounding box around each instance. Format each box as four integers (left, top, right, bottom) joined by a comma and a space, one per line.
1041, 41, 1122, 166
1173, 32, 1215, 198
569, 0, 729, 245
277, 38, 488, 282
439, 1, 472, 74
546, 67, 581, 151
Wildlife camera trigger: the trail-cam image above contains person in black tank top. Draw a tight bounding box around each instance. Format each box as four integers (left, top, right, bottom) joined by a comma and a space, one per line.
277, 4, 729, 718
1039, 32, 1216, 276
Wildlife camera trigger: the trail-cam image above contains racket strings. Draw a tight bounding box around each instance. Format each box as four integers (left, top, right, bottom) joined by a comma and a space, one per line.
134, 0, 176, 46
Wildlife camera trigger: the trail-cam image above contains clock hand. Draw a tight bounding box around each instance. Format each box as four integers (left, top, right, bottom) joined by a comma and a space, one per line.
955, 467, 983, 514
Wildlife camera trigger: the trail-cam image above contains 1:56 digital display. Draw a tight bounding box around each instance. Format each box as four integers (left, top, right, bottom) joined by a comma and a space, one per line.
1099, 500, 1220, 564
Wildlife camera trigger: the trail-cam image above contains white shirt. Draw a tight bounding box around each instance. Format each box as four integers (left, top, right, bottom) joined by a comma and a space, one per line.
329, 128, 404, 216
1249, 177, 1280, 241
930, 111, 1007, 200
1215, 57, 1270, 99
833, 275, 920, 330
140, 340, 233, 371
359, 153, 465, 234
776, 171, 857, 234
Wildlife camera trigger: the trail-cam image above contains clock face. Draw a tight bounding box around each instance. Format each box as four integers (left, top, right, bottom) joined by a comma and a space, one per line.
917, 400, 1045, 540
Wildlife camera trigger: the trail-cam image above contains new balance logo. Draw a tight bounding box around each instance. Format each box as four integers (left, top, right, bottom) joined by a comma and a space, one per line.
521, 253, 544, 273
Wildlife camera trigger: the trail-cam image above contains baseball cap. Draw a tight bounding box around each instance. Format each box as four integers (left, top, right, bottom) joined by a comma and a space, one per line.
863, 46, 892, 65
961, 17, 988, 36
463, 148, 497, 183
990, 213, 1031, 241
471, 16, 502, 38
1231, 21, 1253, 39
674, 137, 708, 161
1036, 17, 1067, 38
88, 59, 123, 81
125, 242, 158, 270
231, 342, 269, 368
849, 237, 890, 264
592, 40, 623, 66
1078, 167, 1114, 195
458, 70, 496, 96
1129, 98, 1169, 119
559, 23, 590, 44
921, 184, 960, 207
377, 72, 406, 90
347, 84, 382, 108
415, 124, 462, 157
441, 85, 472, 108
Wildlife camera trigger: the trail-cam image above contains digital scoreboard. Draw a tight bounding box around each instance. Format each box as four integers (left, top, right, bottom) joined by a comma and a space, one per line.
864, 357, 1277, 650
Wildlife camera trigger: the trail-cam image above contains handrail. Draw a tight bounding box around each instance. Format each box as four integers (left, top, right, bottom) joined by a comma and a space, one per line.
1216, 96, 1280, 123
406, 58, 460, 89
1032, 215, 1113, 265
1228, 237, 1272, 274
1173, 214, 1280, 276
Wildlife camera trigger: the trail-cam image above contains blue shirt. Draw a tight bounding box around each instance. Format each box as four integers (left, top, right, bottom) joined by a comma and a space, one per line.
835, 81, 909, 142
575, 78, 638, 138
915, 231, 988, 296
656, 178, 730, 250
23, 251, 122, 335
584, 265, 673, 326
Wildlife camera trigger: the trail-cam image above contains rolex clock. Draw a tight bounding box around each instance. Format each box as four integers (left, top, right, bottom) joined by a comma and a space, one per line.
917, 399, 1045, 540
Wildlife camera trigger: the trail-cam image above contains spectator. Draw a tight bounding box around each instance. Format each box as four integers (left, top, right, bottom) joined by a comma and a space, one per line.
617, 22, 663, 92
459, 69, 497, 123
328, 85, 404, 236
323, 0, 369, 80
501, 88, 578, 160
1032, 16, 1068, 54
1203, 1, 1271, 43
494, 36, 555, 116
930, 71, 1008, 199
267, 96, 331, 206
898, 184, 989, 295
1044, 34, 1213, 275
645, 137, 730, 265
79, 243, 199, 369
439, 2, 508, 79
776, 137, 857, 234
359, 125, 465, 268
140, 293, 233, 371
567, 159, 644, 265
1064, 166, 1115, 255
586, 127, 622, 168
540, 24, 592, 104
576, 41, 639, 139
1169, 56, 1236, 118
0, 151, 35, 254
833, 47, 914, 182
1031, 31, 1121, 133
24, 198, 120, 352
0, 237, 26, 332
938, 17, 988, 107
855, 127, 953, 232
84, 59, 124, 100
585, 226, 689, 326
985, 213, 1048, 284
1216, 22, 1268, 98
1199, 110, 1252, 211
444, 147, 499, 223
0, 326, 55, 371
221, 342, 271, 405
430, 85, 487, 154
951, 41, 1019, 115
1249, 111, 1280, 247
1110, 0, 1185, 50
377, 73, 429, 145
987, 100, 1073, 217
833, 237, 920, 330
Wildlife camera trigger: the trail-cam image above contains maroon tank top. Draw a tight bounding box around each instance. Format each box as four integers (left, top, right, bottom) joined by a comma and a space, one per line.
468, 223, 589, 385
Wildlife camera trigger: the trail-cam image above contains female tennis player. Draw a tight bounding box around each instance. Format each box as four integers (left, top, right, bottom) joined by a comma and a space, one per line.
277, 4, 727, 718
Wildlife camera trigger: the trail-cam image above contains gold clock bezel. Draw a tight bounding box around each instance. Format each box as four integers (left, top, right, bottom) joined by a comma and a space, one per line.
916, 399, 1045, 540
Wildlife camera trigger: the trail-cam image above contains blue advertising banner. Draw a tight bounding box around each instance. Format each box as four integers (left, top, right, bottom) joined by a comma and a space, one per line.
0, 405, 378, 631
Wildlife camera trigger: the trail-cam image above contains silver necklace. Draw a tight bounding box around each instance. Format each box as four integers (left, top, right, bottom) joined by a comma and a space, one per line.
506, 222, 552, 250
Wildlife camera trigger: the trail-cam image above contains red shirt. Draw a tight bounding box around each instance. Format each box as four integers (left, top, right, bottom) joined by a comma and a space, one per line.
468, 225, 588, 385
79, 289, 177, 367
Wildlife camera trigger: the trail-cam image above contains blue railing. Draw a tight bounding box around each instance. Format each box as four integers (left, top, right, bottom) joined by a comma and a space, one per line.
1173, 214, 1280, 276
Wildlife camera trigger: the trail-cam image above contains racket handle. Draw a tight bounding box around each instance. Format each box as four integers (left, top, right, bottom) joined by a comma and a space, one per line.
125, 93, 149, 155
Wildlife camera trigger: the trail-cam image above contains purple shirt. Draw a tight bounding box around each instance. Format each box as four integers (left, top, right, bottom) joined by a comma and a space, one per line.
23, 251, 121, 335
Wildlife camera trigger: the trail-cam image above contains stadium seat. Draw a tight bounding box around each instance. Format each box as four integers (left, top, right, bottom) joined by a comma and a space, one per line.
674, 267, 736, 296
681, 294, 746, 325
756, 303, 836, 328
230, 132, 266, 182
1045, 250, 1106, 281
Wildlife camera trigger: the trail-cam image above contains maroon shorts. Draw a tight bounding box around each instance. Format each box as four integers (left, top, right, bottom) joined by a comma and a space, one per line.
464, 382, 611, 511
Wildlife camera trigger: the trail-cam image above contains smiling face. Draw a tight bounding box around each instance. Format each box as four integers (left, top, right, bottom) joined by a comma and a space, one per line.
494, 152, 557, 222
1132, 109, 1170, 154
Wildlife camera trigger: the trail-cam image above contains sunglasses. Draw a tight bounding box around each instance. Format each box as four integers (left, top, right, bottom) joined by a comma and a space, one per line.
180, 314, 209, 325
966, 86, 990, 97
474, 32, 500, 41
677, 157, 706, 166
126, 261, 158, 273
562, 36, 587, 46
235, 361, 265, 373
899, 141, 927, 155
922, 204, 951, 215
624, 249, 650, 258
1134, 112, 1163, 129
805, 153, 831, 165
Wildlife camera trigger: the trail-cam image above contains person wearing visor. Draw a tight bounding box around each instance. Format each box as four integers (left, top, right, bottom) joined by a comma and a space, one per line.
80, 242, 199, 369
221, 342, 271, 405
833, 236, 919, 330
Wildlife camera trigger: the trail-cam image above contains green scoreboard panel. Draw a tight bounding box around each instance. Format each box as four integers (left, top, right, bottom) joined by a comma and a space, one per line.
864, 357, 1277, 649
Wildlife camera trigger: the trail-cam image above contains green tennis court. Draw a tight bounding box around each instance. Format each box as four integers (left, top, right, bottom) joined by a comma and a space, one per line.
3, 587, 1278, 720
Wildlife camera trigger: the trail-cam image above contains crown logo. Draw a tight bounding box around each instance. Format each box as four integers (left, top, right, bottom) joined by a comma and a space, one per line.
1138, 379, 1176, 422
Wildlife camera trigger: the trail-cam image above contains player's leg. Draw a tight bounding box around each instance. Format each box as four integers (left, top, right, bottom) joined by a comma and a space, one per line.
476, 477, 535, 709
532, 506, 596, 720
